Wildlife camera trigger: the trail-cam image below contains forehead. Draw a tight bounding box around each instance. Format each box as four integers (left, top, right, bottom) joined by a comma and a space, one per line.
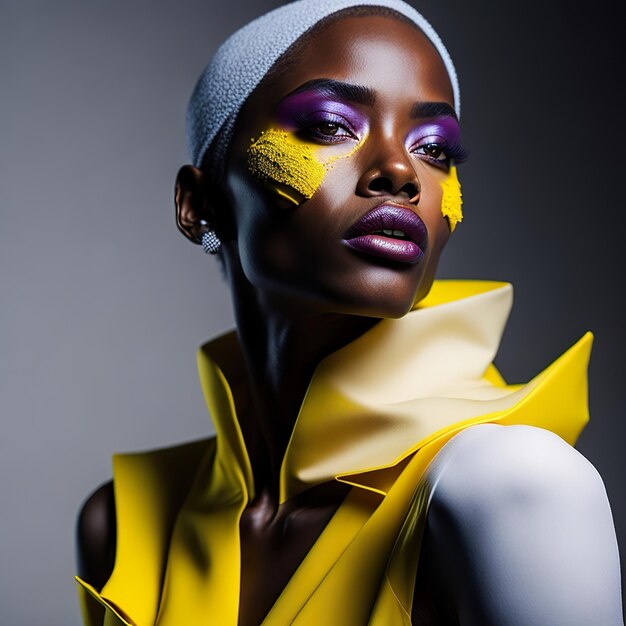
249, 14, 454, 119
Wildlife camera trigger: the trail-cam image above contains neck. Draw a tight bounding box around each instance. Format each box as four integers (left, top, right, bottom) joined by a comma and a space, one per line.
224, 258, 379, 502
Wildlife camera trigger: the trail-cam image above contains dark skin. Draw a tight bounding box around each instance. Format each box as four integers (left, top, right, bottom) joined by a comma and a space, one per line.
77, 14, 459, 626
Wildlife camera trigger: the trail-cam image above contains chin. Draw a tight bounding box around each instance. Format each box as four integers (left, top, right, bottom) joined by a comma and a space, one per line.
357, 265, 435, 318
358, 293, 417, 319
368, 296, 420, 319
411, 272, 438, 307
321, 275, 428, 320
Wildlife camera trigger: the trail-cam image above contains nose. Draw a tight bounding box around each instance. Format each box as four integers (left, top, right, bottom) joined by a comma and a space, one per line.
356, 136, 420, 203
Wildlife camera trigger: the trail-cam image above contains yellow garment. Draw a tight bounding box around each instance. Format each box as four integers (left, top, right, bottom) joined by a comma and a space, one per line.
76, 279, 593, 626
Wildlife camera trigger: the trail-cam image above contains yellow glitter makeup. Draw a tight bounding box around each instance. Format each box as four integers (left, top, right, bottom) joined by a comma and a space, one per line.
247, 129, 327, 203
440, 165, 463, 232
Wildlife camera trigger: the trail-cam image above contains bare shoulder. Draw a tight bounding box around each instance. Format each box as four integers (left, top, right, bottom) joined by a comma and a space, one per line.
75, 480, 116, 591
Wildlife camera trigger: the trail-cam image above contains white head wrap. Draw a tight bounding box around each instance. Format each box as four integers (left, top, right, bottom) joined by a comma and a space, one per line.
186, 0, 460, 172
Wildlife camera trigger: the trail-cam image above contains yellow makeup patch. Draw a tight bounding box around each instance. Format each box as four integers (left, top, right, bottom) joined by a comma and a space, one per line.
247, 129, 326, 204
246, 128, 362, 206
440, 165, 463, 232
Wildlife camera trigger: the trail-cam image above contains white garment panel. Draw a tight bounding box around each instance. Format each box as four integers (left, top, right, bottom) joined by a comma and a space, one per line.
422, 423, 624, 626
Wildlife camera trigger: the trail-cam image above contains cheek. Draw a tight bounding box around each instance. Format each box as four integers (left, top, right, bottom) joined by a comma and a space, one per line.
246, 128, 363, 206
439, 165, 463, 232
246, 128, 327, 205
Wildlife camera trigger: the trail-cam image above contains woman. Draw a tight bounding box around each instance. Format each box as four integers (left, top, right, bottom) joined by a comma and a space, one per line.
75, 1, 624, 624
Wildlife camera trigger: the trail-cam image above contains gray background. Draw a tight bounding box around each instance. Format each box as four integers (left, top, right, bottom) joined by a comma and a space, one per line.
1, 1, 623, 624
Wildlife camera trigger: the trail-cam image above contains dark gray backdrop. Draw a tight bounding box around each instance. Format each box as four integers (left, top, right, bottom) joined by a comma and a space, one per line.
1, 1, 623, 624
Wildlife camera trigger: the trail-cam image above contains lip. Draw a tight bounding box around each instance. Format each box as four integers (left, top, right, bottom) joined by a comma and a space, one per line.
342, 203, 428, 264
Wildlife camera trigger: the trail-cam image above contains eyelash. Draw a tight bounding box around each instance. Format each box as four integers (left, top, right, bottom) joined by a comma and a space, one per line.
293, 112, 359, 142
412, 140, 470, 168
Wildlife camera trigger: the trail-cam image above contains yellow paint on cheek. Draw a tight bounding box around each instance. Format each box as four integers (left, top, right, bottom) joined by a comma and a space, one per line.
246, 128, 363, 206
247, 129, 327, 204
440, 165, 463, 232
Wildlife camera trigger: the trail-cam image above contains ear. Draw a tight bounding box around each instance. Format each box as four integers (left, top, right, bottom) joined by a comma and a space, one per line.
174, 165, 214, 245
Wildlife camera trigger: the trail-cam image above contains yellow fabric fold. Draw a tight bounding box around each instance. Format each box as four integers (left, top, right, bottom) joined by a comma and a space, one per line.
75, 279, 593, 626
280, 281, 588, 500
97, 439, 212, 625
76, 576, 134, 626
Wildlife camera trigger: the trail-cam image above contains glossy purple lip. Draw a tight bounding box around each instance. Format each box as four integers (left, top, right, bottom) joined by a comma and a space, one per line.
343, 204, 428, 264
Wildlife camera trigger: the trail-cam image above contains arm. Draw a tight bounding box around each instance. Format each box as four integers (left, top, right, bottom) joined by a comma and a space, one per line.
75, 480, 117, 591
422, 423, 624, 626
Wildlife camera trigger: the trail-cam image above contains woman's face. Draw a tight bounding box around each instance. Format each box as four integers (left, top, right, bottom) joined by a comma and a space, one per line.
221, 14, 461, 318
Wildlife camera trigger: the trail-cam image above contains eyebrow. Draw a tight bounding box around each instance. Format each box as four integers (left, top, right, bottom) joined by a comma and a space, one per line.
289, 78, 376, 106
410, 101, 457, 120
286, 78, 458, 120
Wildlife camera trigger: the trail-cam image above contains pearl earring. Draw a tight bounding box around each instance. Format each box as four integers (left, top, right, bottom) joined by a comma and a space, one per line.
201, 230, 221, 254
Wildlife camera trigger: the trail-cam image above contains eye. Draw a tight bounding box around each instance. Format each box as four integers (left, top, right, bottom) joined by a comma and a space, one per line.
293, 112, 359, 143
314, 121, 346, 137
408, 129, 470, 167
304, 120, 357, 143
413, 142, 449, 163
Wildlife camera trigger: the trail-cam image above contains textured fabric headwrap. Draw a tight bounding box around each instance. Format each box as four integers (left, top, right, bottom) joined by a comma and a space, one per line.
186, 0, 460, 176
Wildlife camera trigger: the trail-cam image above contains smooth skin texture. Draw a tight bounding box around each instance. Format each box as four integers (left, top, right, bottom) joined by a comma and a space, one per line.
77, 10, 623, 626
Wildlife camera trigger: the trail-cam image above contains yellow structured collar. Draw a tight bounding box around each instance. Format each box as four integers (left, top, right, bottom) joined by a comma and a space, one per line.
197, 279, 592, 504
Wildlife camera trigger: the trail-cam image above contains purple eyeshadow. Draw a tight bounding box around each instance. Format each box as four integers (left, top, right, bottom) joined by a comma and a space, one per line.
274, 90, 369, 137
273, 91, 467, 163
405, 116, 462, 150
405, 115, 468, 164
